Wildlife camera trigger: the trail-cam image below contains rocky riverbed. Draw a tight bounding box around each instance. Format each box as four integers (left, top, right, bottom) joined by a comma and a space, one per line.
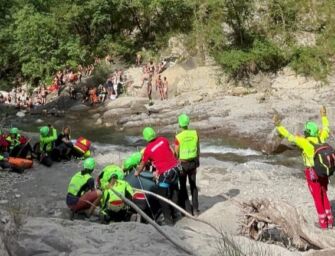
1, 146, 334, 256
1, 61, 335, 255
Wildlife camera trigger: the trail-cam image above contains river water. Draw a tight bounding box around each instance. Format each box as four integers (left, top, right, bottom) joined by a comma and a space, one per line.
2, 111, 304, 220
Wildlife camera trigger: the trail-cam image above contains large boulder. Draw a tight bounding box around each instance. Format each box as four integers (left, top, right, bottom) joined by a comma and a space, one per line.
69, 104, 90, 112
10, 217, 191, 256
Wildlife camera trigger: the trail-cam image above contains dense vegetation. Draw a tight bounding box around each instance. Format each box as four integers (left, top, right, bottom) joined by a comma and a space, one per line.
1, 0, 335, 88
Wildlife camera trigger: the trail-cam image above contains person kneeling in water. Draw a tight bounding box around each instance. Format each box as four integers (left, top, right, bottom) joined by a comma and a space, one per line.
100, 174, 137, 223
66, 157, 102, 217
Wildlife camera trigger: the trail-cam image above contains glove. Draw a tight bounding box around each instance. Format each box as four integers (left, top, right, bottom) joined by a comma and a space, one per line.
320, 106, 326, 117
272, 114, 281, 126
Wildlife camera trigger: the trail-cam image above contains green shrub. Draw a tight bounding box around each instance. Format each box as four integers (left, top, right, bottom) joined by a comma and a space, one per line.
289, 47, 331, 81
215, 39, 288, 79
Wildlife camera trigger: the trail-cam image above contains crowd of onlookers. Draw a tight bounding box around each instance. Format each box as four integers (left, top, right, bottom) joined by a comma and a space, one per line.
0, 53, 171, 109
138, 56, 169, 101
0, 63, 95, 109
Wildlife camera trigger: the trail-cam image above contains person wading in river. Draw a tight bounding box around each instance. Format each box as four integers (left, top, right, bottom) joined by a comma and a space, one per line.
135, 127, 181, 225
273, 106, 334, 229
175, 114, 200, 216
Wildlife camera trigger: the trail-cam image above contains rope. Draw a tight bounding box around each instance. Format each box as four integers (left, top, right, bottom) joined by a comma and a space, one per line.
134, 188, 246, 256
110, 188, 195, 255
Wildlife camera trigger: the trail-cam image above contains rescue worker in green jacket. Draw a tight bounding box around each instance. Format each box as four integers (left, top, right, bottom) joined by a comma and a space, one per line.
123, 152, 142, 174
98, 164, 125, 190
100, 173, 136, 223
174, 114, 200, 215
38, 125, 58, 167
6, 128, 33, 159
66, 157, 102, 216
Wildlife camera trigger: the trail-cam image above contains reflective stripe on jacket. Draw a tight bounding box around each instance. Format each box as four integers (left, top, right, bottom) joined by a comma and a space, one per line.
101, 180, 134, 212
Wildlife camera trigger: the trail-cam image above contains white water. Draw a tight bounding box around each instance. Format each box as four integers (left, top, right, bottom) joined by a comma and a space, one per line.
91, 140, 262, 158
200, 144, 261, 156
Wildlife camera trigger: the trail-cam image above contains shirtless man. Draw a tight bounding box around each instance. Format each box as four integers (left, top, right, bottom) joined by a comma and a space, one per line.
163, 77, 168, 100
148, 61, 155, 75
147, 75, 153, 101
136, 53, 142, 66
156, 75, 164, 100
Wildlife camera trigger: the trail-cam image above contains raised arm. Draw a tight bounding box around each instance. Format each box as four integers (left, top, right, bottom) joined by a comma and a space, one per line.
319, 106, 329, 142
273, 114, 312, 151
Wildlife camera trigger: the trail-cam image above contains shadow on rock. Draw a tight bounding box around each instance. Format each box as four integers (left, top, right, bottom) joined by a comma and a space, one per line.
199, 189, 240, 213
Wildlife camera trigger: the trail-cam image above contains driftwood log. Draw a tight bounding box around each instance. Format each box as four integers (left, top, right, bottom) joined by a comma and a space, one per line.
239, 198, 335, 250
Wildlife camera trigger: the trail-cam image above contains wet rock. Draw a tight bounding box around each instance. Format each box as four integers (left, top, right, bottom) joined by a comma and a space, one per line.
92, 113, 101, 119
35, 119, 44, 124
106, 97, 132, 109
103, 108, 132, 119
54, 119, 65, 126
16, 111, 25, 118
95, 118, 102, 125
69, 104, 90, 112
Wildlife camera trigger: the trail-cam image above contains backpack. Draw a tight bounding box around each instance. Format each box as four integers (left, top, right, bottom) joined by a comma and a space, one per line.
312, 140, 335, 177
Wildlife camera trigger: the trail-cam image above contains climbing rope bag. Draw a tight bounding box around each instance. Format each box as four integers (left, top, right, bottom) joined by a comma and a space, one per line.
312, 139, 335, 177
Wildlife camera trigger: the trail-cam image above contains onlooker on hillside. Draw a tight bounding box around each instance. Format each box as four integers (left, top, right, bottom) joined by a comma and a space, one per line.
156, 75, 164, 100
147, 75, 153, 101
163, 76, 169, 100
98, 84, 107, 103
136, 53, 142, 66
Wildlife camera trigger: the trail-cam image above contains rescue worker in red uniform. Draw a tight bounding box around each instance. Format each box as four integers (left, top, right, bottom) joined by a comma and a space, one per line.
273, 106, 333, 229
135, 127, 181, 225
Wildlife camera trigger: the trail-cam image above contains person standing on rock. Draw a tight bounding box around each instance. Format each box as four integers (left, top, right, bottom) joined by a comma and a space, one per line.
135, 127, 181, 225
163, 76, 168, 100
273, 106, 334, 229
147, 75, 153, 103
175, 114, 200, 216
66, 157, 102, 217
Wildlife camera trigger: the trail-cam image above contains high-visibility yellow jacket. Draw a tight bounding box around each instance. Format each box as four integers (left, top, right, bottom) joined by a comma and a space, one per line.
276, 116, 329, 167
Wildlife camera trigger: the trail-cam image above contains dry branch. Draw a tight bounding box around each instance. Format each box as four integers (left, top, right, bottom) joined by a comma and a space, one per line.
240, 198, 335, 251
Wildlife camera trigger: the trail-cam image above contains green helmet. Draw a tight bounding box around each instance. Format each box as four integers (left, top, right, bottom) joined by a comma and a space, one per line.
123, 152, 142, 171
143, 127, 156, 142
83, 157, 95, 170
10, 127, 19, 135
178, 114, 190, 128
40, 126, 49, 137
304, 121, 319, 137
